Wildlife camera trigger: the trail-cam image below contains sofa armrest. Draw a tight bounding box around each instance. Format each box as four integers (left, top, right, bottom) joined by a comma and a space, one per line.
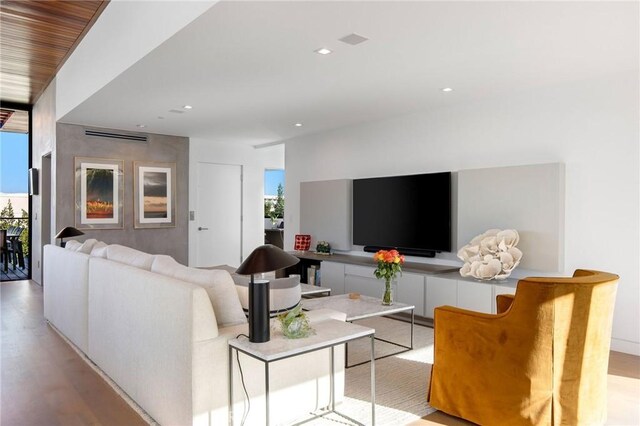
496, 294, 515, 314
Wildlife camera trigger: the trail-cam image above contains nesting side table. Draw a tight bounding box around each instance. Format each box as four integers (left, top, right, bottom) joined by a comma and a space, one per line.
228, 319, 375, 426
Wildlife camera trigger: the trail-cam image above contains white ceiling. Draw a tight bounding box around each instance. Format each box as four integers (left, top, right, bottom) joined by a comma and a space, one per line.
59, 1, 638, 146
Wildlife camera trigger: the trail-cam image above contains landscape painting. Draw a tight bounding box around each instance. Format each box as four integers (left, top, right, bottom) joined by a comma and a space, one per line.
75, 158, 124, 229
134, 162, 176, 228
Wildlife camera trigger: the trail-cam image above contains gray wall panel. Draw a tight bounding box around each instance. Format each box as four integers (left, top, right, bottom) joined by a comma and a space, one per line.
56, 123, 189, 264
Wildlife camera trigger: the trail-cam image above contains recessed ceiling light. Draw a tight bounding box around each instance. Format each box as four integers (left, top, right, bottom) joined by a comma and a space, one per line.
295, 123, 303, 127
136, 124, 146, 128
314, 48, 332, 55
441, 87, 454, 92
183, 105, 193, 109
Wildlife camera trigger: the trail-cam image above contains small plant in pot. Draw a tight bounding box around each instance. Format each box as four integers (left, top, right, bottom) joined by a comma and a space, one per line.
278, 304, 314, 339
316, 241, 331, 254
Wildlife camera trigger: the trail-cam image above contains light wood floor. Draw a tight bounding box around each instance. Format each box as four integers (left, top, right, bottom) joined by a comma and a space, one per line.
2, 280, 639, 426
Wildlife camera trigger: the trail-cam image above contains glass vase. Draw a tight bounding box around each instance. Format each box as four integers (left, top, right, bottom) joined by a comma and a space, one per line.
382, 278, 395, 305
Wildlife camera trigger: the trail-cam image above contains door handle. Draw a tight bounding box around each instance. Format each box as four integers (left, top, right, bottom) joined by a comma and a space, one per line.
198, 227, 209, 231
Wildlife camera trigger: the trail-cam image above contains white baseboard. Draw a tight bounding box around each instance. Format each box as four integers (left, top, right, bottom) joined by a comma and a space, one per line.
611, 338, 640, 356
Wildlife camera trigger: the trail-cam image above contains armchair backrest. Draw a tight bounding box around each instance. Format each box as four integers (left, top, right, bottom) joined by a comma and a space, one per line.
510, 269, 619, 425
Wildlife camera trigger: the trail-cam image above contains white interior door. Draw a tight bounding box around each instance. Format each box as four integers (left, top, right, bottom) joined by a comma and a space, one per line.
195, 162, 242, 267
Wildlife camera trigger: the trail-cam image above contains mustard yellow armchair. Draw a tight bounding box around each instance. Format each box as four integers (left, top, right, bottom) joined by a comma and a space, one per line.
428, 269, 619, 425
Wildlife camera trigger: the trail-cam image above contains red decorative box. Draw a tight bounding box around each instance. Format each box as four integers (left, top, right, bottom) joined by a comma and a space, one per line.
294, 234, 311, 251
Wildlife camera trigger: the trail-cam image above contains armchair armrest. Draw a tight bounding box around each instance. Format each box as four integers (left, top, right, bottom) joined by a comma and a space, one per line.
496, 294, 515, 314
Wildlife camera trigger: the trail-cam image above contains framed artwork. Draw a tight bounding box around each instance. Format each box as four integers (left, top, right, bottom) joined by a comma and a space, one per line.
134, 162, 176, 228
75, 157, 124, 229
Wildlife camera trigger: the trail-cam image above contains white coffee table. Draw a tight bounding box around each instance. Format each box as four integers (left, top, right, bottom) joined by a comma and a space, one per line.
228, 319, 375, 426
300, 283, 332, 297
302, 294, 415, 367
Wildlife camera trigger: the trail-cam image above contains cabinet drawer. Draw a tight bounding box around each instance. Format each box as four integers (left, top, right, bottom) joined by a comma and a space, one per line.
321, 261, 345, 295
425, 276, 457, 319
397, 273, 424, 316
345, 275, 381, 298
344, 264, 376, 279
457, 280, 492, 314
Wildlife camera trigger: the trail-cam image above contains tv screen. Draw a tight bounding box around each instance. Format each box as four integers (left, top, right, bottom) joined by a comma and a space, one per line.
352, 172, 451, 256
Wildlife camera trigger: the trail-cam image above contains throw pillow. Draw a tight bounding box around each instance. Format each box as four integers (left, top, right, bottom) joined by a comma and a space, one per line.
90, 241, 108, 258
106, 244, 155, 270
151, 256, 246, 327
64, 240, 82, 251
76, 238, 98, 254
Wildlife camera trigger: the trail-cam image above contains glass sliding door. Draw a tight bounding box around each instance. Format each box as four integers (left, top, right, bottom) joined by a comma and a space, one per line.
1, 107, 30, 281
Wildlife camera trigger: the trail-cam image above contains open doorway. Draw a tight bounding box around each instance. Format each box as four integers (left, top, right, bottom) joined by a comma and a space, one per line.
1, 107, 30, 281
264, 169, 284, 249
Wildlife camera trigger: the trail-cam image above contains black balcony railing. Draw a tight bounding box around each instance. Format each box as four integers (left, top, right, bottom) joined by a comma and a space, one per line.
1, 216, 29, 257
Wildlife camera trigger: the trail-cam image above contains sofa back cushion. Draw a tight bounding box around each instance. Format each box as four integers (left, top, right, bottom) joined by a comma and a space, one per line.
152, 255, 246, 327
106, 244, 155, 270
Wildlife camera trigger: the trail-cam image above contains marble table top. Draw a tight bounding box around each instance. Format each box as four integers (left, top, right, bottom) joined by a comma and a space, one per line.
229, 319, 373, 362
300, 283, 332, 295
302, 294, 415, 322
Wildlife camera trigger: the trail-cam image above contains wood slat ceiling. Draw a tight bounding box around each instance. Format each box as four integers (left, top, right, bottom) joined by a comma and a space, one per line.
0, 0, 108, 105
0, 108, 28, 133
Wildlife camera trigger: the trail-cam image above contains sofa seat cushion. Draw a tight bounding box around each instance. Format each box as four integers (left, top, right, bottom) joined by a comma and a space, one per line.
233, 275, 301, 317
152, 255, 246, 327
106, 244, 155, 270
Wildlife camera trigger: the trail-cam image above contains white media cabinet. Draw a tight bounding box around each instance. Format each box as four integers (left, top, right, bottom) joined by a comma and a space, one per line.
289, 252, 518, 319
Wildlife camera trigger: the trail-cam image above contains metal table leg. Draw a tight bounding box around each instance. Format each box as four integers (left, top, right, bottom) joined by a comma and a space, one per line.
228, 346, 233, 426
265, 362, 270, 426
371, 334, 376, 426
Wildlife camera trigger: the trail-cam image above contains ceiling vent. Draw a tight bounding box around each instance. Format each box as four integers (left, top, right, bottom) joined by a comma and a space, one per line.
85, 129, 148, 142
339, 33, 369, 46
168, 109, 185, 114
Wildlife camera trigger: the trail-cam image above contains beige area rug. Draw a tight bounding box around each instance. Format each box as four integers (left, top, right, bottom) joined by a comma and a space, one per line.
307, 316, 437, 425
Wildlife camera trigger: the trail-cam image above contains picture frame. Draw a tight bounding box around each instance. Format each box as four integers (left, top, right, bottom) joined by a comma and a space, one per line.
134, 161, 177, 228
75, 157, 124, 229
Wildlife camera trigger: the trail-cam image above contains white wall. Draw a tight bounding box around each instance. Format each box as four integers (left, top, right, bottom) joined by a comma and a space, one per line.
31, 80, 57, 284
56, 0, 216, 120
285, 71, 639, 355
188, 140, 284, 266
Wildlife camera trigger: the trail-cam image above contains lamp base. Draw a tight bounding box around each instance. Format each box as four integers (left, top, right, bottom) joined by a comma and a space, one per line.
249, 279, 270, 343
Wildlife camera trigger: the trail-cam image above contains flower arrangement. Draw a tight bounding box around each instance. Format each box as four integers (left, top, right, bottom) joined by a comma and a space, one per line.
457, 229, 523, 280
373, 249, 405, 305
277, 304, 314, 339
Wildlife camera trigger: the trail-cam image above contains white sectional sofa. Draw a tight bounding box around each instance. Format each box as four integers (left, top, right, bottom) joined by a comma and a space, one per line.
43, 241, 345, 426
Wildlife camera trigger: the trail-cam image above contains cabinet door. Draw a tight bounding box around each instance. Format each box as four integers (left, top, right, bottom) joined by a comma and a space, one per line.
457, 280, 492, 314
492, 283, 517, 313
321, 261, 345, 295
397, 273, 425, 316
344, 265, 379, 298
425, 276, 457, 319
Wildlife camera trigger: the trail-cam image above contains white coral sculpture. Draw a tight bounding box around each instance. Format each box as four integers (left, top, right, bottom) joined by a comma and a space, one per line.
458, 229, 522, 280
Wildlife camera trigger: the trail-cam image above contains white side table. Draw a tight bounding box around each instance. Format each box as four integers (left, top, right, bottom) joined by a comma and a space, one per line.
228, 319, 375, 426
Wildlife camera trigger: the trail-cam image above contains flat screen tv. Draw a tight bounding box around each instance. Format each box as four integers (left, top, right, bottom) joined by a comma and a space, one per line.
352, 172, 451, 257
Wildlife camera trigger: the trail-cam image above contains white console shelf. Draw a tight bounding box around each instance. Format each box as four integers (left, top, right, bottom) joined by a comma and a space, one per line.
319, 259, 518, 318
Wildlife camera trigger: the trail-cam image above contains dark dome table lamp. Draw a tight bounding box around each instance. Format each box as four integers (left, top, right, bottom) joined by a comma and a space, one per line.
55, 226, 84, 247
235, 244, 299, 343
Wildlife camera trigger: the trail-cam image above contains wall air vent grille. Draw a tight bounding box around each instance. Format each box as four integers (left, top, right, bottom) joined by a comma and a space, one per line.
84, 129, 148, 142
